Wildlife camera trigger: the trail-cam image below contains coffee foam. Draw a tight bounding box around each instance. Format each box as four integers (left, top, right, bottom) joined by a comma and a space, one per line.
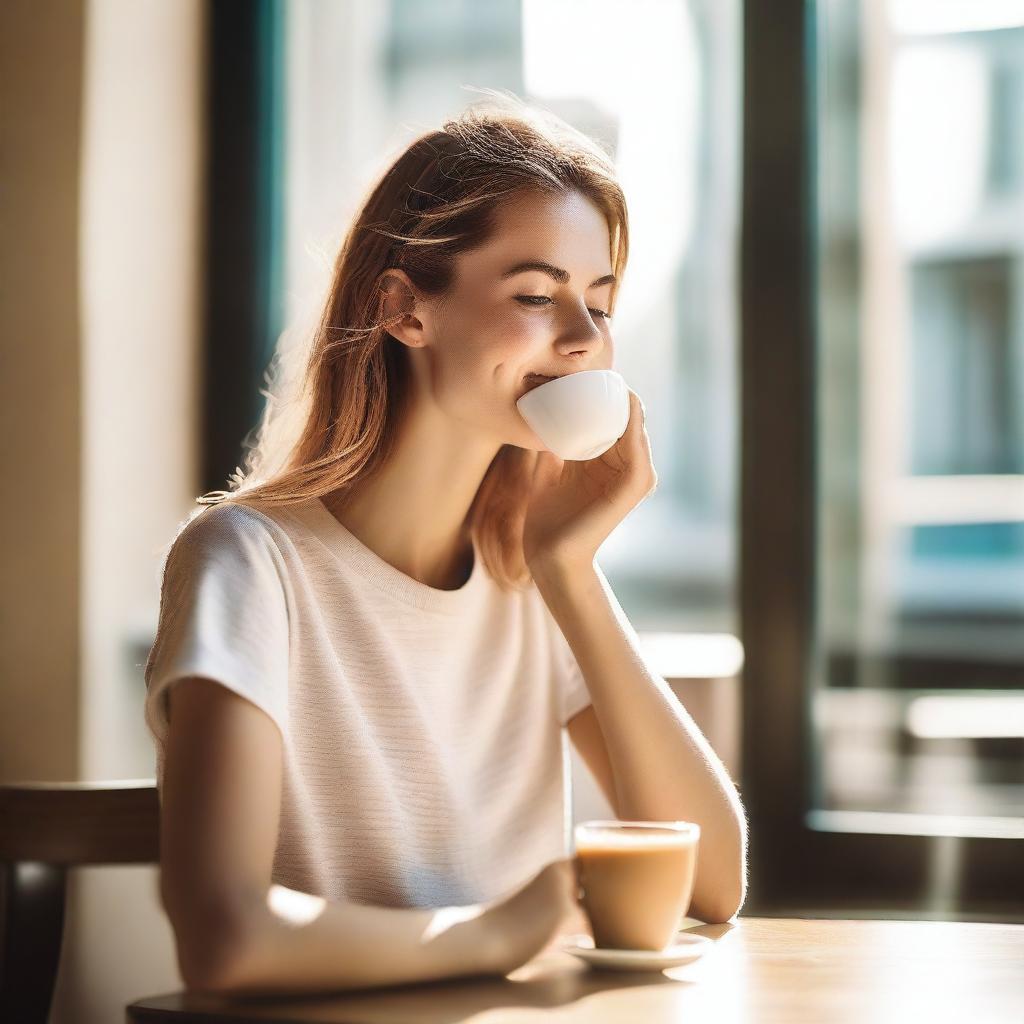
577, 826, 699, 850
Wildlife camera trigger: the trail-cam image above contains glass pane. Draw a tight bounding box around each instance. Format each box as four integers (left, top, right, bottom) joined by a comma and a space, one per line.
813, 0, 1024, 835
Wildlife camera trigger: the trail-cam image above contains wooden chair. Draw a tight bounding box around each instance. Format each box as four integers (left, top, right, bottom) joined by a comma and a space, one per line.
0, 779, 161, 1023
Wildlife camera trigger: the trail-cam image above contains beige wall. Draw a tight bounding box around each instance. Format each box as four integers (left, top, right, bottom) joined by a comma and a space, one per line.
2, 1, 204, 1020
0, 0, 84, 785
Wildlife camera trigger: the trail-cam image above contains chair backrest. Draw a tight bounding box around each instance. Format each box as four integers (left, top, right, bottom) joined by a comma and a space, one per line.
0, 779, 160, 1024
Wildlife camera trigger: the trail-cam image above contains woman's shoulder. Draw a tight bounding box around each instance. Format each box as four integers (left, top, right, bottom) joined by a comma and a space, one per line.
161, 497, 295, 571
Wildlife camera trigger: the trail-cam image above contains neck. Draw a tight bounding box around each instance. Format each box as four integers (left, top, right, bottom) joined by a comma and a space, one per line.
322, 401, 501, 590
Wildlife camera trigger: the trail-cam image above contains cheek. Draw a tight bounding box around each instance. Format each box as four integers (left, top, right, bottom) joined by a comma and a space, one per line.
495, 317, 540, 361
490, 307, 552, 363
463, 310, 538, 377
434, 303, 544, 402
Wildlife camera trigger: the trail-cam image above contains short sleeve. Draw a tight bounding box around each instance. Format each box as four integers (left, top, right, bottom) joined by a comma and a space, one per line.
143, 503, 291, 788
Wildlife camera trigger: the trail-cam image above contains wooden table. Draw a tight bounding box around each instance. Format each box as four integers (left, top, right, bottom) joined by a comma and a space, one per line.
127, 916, 1024, 1023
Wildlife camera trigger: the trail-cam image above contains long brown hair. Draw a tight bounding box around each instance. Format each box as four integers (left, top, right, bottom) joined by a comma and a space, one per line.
196, 89, 629, 592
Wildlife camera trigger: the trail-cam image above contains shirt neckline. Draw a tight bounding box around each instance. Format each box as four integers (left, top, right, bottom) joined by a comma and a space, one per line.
300, 495, 489, 615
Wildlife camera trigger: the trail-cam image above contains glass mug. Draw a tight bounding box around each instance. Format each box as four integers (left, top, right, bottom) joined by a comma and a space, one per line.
573, 820, 701, 950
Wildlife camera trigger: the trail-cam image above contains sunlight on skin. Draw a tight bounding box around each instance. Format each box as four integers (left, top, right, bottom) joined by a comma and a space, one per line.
265, 884, 328, 928
261, 885, 495, 947
419, 902, 490, 944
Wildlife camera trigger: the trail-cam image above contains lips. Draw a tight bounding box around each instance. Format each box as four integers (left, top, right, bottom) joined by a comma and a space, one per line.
520, 370, 561, 397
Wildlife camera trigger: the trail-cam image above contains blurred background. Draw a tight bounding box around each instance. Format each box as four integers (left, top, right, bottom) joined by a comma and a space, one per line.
1, 0, 1021, 1020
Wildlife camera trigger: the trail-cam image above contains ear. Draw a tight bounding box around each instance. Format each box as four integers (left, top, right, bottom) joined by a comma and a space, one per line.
376, 269, 429, 349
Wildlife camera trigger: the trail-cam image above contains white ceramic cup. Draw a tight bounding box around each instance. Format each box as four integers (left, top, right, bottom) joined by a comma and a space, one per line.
516, 369, 631, 460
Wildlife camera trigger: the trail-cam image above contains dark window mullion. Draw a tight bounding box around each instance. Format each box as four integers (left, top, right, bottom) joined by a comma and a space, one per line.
202, 0, 284, 495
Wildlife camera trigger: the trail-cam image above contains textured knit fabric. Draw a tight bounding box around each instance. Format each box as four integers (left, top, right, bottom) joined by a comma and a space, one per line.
143, 495, 594, 909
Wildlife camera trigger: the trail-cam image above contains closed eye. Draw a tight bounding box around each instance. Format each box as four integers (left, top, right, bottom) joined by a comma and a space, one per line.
514, 295, 612, 321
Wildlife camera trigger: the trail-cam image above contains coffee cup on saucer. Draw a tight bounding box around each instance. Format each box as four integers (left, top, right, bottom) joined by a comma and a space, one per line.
516, 369, 631, 460
574, 819, 701, 951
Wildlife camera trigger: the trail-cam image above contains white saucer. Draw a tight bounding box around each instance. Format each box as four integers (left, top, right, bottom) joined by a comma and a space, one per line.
559, 931, 713, 971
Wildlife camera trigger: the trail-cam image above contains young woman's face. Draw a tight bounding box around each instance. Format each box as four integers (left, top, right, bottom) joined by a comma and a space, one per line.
418, 188, 617, 451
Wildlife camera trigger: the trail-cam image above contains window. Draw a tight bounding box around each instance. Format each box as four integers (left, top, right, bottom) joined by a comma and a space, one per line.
743, 0, 1023, 919
814, 0, 1024, 833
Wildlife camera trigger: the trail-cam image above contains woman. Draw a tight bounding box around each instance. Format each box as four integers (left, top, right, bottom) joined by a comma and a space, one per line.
145, 90, 747, 997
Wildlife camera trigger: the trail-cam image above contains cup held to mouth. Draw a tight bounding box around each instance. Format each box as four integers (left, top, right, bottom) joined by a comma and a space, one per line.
515, 369, 631, 460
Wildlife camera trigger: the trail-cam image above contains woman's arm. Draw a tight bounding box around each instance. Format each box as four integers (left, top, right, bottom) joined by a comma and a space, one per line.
532, 560, 748, 923
524, 387, 745, 921
195, 883, 502, 996
162, 677, 583, 994
160, 678, 506, 994
212, 858, 584, 996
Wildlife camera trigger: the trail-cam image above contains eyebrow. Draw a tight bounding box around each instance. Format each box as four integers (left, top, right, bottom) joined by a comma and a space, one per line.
499, 260, 617, 289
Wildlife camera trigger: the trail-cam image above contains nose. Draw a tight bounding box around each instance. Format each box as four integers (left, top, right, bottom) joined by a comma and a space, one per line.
555, 299, 606, 359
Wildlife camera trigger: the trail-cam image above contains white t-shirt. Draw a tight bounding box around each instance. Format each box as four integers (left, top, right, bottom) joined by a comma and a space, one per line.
143, 495, 593, 909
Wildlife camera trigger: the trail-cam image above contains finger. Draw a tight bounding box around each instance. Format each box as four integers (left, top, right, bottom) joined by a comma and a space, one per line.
626, 389, 645, 433
604, 390, 640, 457
626, 391, 649, 452
635, 390, 649, 429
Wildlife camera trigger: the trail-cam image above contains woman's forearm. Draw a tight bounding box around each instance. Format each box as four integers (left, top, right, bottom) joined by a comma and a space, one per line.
532, 558, 748, 923
185, 883, 503, 996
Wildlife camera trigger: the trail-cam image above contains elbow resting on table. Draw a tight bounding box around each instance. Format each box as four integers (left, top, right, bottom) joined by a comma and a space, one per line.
693, 872, 746, 924
173, 896, 263, 995
179, 940, 246, 996
695, 885, 745, 925
694, 823, 748, 924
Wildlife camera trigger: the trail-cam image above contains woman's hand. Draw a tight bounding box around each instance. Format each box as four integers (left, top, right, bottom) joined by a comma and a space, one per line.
480, 858, 591, 975
522, 388, 657, 574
